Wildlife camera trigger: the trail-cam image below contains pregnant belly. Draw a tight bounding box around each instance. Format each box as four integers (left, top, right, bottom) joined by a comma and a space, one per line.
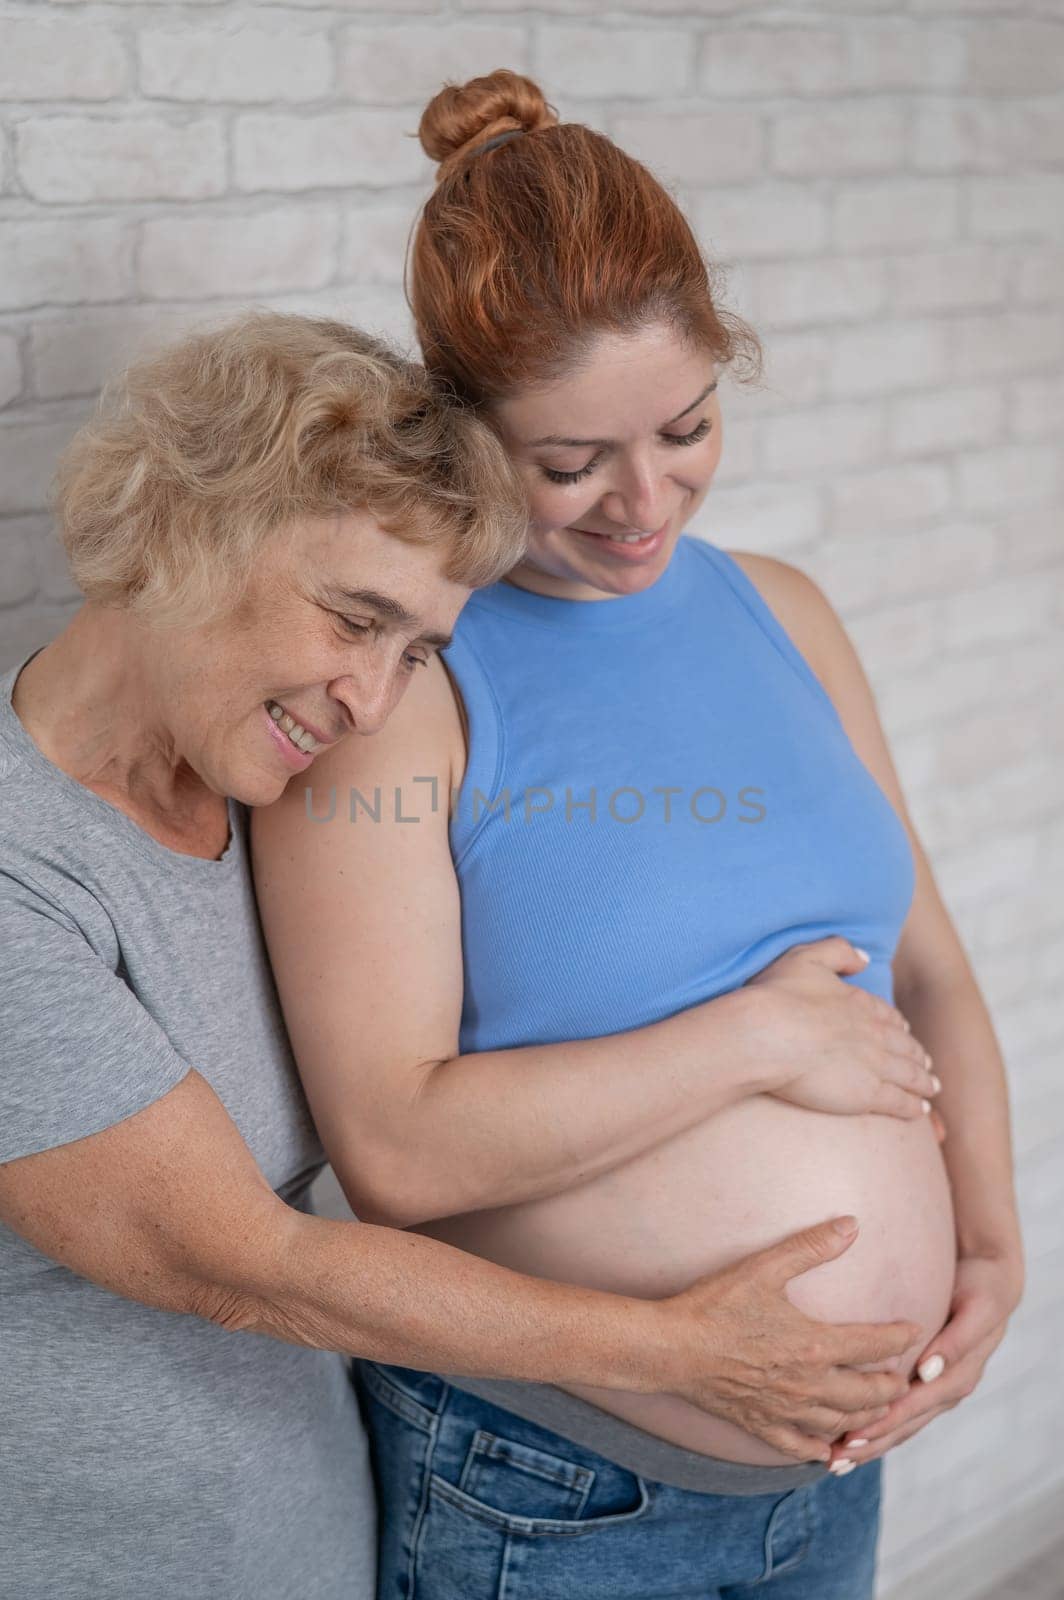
417, 1095, 958, 1466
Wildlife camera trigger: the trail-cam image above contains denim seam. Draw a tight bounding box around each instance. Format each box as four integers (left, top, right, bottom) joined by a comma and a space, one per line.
427, 1472, 652, 1539
761, 1487, 815, 1580
498, 1532, 515, 1600
360, 1363, 438, 1434
469, 1430, 596, 1500
407, 1391, 444, 1600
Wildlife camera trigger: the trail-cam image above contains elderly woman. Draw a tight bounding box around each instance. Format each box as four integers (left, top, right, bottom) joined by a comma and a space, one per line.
0, 312, 929, 1599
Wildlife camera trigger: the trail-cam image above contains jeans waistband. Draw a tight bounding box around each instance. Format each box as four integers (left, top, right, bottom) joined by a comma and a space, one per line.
366, 1365, 828, 1497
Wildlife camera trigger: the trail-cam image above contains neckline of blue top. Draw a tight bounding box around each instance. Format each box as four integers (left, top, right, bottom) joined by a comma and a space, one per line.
466, 534, 697, 632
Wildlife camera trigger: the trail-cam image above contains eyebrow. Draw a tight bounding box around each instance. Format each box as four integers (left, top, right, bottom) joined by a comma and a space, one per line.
527, 379, 718, 450
327, 587, 453, 650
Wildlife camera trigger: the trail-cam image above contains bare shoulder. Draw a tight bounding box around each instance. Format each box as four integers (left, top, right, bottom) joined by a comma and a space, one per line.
720, 552, 973, 997
723, 546, 908, 819
723, 549, 843, 696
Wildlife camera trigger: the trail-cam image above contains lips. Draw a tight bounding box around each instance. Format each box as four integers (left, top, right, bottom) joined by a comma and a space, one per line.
567, 521, 671, 565
573, 521, 668, 543
269, 703, 338, 745
264, 704, 315, 770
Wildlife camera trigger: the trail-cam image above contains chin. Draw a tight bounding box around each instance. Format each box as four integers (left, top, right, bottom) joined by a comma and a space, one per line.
230, 767, 293, 809
591, 547, 675, 595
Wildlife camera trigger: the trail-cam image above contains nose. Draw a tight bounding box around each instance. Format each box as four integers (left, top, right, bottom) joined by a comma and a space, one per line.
327, 664, 402, 737
599, 456, 670, 533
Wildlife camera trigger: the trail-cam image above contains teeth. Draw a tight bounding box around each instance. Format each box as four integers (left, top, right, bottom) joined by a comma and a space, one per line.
603, 531, 652, 544
266, 700, 321, 755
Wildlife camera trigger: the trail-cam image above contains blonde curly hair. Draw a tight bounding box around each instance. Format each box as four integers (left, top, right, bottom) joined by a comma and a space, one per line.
56, 311, 527, 628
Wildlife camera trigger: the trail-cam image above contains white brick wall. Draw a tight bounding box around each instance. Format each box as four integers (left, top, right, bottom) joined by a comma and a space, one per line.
1, 5, 1061, 1595
17, 113, 228, 201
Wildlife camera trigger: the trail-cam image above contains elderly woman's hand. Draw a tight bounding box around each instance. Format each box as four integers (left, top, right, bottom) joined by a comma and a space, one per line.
658, 1215, 922, 1463
829, 1250, 1024, 1468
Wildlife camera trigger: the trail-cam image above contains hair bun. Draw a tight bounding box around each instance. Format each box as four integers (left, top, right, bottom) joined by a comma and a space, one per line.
418, 69, 557, 173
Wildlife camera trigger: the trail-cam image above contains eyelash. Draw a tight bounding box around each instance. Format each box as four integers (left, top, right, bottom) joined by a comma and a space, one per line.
542, 417, 713, 485
336, 615, 427, 670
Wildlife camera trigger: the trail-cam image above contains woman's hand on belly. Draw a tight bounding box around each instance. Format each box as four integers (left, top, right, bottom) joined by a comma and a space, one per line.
829, 1249, 1025, 1469
741, 937, 941, 1121
426, 1079, 957, 1467
655, 1213, 922, 1464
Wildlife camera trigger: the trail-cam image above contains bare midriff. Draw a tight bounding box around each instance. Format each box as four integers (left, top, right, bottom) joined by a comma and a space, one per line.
425, 686, 958, 1465
417, 1093, 957, 1466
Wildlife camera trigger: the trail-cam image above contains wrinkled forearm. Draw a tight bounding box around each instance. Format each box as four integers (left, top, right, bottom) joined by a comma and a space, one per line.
0, 1068, 683, 1404
212, 1203, 676, 1397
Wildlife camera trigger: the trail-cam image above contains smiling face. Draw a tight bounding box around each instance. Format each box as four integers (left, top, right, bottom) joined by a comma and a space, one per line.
490, 322, 723, 601
150, 510, 470, 808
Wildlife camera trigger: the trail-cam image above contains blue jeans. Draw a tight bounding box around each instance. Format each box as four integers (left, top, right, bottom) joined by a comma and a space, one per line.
355, 1362, 883, 1600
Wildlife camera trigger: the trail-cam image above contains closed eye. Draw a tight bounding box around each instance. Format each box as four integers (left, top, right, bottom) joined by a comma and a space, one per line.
664, 416, 712, 447
541, 418, 712, 484
336, 614, 428, 671
543, 456, 601, 485
336, 614, 372, 637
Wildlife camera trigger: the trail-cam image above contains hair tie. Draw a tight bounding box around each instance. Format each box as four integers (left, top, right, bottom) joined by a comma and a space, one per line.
474, 128, 525, 158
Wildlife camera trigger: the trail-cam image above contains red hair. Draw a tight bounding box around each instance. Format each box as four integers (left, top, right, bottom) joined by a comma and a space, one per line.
410, 69, 762, 406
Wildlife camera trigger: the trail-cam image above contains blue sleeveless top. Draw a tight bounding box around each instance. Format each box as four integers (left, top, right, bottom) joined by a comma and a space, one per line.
443, 535, 914, 1055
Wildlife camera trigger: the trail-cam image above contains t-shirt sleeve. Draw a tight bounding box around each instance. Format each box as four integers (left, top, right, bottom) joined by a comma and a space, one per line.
0, 874, 191, 1163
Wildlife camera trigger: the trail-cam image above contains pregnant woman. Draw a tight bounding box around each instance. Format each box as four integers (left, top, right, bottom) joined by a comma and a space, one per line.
252, 75, 1025, 1598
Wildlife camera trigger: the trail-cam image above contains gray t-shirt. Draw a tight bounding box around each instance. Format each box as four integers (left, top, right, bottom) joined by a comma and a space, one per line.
0, 650, 375, 1599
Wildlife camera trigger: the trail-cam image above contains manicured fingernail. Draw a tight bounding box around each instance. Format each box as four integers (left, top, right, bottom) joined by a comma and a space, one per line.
921, 1099, 932, 1113
854, 947, 870, 963
929, 1075, 942, 1093
918, 1354, 945, 1382
847, 1438, 869, 1449
829, 1458, 856, 1476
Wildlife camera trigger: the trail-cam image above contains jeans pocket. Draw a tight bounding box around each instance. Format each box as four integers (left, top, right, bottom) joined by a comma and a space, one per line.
458, 1428, 595, 1521
428, 1456, 651, 1538
413, 1470, 653, 1600
764, 1484, 817, 1579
